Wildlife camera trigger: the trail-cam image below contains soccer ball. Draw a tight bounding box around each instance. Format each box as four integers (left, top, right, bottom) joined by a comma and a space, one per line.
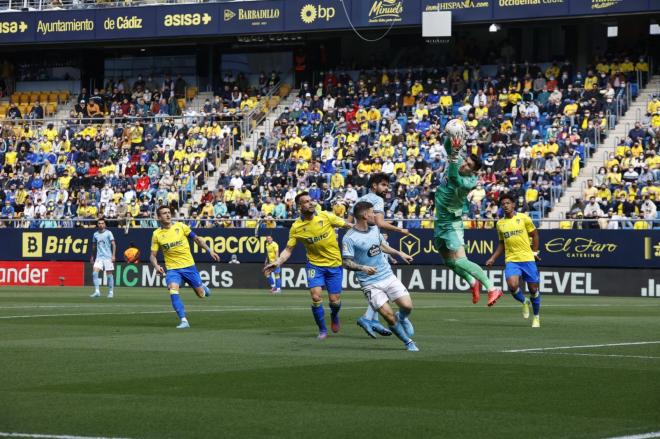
124, 247, 140, 264
445, 118, 467, 139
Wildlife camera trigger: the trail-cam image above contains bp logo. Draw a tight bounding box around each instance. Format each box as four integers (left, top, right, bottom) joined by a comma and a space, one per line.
300, 4, 317, 23
300, 4, 336, 24
399, 234, 420, 258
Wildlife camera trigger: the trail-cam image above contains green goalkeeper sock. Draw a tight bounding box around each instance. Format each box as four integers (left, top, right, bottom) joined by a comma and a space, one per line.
454, 257, 493, 290
445, 258, 476, 286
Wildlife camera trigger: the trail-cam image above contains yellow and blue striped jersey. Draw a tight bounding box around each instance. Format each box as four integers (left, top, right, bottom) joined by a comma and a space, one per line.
496, 213, 536, 263
266, 241, 279, 263
286, 211, 345, 267
151, 222, 196, 269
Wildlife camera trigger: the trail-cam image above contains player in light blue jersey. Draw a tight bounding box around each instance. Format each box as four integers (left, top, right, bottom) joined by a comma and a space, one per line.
348, 173, 410, 338
342, 201, 419, 352
90, 218, 116, 298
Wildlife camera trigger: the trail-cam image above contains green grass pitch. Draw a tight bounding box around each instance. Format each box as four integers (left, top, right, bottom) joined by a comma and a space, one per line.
1, 287, 659, 439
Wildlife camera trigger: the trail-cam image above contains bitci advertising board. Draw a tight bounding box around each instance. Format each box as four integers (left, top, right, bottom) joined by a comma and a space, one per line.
4, 229, 659, 269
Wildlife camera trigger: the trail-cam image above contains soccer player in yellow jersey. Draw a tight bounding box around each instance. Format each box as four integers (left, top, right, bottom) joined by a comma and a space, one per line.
150, 206, 220, 329
265, 235, 281, 294
486, 194, 542, 328
263, 192, 352, 339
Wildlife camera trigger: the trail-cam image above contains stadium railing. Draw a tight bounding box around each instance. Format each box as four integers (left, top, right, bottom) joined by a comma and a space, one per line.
0, 217, 652, 229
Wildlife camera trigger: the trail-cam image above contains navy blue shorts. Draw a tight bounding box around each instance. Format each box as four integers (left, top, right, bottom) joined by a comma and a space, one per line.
306, 263, 343, 294
166, 265, 204, 288
504, 261, 540, 284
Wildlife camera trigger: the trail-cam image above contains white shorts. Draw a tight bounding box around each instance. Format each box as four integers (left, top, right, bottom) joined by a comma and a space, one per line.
93, 258, 114, 272
361, 275, 410, 311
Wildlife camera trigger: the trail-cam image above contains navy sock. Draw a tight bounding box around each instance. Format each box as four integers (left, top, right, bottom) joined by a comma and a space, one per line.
329, 300, 341, 319
170, 291, 186, 319
531, 292, 541, 316
311, 301, 326, 332
512, 289, 526, 304
389, 321, 411, 344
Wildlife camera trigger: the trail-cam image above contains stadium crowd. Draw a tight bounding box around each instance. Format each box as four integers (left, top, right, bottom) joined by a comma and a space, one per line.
0, 56, 657, 230
565, 95, 660, 229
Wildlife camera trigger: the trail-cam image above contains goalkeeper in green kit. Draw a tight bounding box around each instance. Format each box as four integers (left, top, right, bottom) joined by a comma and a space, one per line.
434, 128, 504, 306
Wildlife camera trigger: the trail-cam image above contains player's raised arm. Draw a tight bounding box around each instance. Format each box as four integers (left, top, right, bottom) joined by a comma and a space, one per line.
192, 235, 220, 262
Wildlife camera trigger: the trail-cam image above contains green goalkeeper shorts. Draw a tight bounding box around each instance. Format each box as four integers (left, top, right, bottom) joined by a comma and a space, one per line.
434, 220, 465, 253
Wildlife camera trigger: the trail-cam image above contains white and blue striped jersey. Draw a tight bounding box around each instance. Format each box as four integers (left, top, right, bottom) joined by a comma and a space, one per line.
342, 225, 392, 286
93, 230, 115, 260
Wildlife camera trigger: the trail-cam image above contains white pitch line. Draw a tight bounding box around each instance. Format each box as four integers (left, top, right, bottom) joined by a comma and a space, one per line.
526, 352, 660, 360
605, 431, 660, 439
0, 303, 659, 321
503, 340, 660, 353
0, 432, 135, 439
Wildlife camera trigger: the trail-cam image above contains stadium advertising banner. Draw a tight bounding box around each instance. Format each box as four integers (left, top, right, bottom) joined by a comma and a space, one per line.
285, 0, 353, 32
0, 261, 84, 287
351, 0, 422, 27
4, 229, 660, 268
219, 0, 285, 34
492, 0, 569, 20
0, 0, 657, 45
569, 0, 651, 15
82, 263, 659, 298
422, 0, 493, 23
156, 4, 219, 37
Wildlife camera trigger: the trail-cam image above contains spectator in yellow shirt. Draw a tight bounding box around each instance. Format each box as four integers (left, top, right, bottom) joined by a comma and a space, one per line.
331, 171, 344, 189
439, 89, 453, 114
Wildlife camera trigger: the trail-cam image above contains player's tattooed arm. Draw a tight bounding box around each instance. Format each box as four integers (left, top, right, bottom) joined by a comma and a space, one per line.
342, 258, 377, 275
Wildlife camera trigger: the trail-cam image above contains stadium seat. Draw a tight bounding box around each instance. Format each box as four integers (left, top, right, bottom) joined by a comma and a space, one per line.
186, 87, 198, 101
278, 84, 291, 97
46, 103, 57, 116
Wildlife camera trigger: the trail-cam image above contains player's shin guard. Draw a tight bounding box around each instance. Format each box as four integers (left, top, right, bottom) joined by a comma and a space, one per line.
531, 291, 541, 316
169, 290, 186, 319
454, 257, 492, 290
311, 300, 327, 332
389, 321, 411, 344
512, 289, 526, 303
93, 271, 100, 292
